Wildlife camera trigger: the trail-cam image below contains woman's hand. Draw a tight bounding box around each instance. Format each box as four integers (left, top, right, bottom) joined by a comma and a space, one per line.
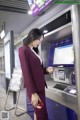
46, 67, 54, 74
31, 93, 41, 108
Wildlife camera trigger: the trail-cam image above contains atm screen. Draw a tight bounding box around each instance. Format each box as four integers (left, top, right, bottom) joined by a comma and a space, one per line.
53, 44, 74, 66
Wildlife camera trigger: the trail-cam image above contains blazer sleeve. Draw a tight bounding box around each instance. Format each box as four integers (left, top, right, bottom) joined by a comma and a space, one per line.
19, 48, 37, 97
42, 63, 49, 74
43, 67, 49, 74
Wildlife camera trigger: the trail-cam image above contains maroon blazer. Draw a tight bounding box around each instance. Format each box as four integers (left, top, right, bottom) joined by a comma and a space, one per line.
19, 45, 46, 99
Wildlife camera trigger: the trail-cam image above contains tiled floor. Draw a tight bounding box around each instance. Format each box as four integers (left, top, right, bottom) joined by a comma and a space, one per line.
0, 75, 32, 120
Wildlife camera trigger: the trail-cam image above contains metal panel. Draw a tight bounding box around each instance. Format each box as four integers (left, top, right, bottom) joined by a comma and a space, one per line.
71, 5, 80, 120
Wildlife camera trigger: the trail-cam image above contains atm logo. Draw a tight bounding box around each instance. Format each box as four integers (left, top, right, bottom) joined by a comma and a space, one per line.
54, 0, 80, 4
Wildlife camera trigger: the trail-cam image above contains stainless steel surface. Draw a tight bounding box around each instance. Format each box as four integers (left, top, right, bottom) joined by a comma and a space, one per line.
71, 5, 80, 120
45, 80, 78, 113
44, 23, 72, 43
39, 5, 71, 29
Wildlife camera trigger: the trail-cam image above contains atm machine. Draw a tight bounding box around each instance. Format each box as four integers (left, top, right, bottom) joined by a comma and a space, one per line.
39, 5, 80, 120
46, 38, 77, 120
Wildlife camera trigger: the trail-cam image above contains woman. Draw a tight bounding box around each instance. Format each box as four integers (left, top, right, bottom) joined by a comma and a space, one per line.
19, 28, 53, 120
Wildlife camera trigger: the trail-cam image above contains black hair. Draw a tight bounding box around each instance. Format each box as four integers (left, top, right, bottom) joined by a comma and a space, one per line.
33, 47, 39, 54
23, 28, 44, 45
